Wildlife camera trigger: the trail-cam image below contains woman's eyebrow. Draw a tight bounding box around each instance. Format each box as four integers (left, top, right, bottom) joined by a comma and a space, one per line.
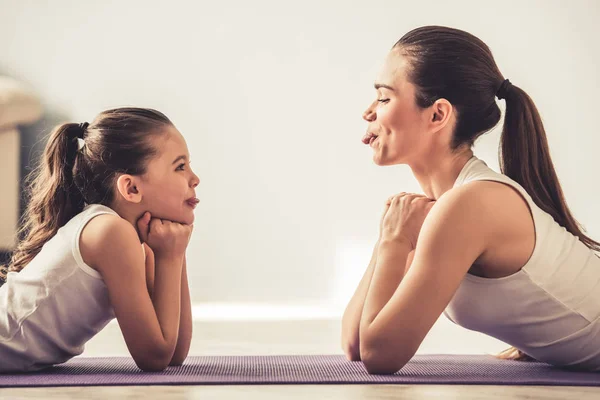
374, 83, 396, 91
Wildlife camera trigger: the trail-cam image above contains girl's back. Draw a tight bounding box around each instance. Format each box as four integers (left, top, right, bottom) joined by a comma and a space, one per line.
0, 204, 117, 372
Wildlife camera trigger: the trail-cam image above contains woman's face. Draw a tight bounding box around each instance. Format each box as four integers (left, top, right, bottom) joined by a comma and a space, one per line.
138, 126, 200, 225
362, 51, 432, 166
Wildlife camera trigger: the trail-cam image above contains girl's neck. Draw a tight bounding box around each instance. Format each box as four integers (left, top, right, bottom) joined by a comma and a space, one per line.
108, 201, 145, 243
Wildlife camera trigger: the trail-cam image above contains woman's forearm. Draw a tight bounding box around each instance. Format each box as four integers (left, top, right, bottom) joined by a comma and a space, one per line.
360, 239, 412, 330
170, 257, 192, 365
341, 240, 380, 360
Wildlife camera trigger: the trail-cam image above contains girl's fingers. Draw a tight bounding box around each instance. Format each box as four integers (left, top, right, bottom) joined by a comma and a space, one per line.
137, 212, 151, 242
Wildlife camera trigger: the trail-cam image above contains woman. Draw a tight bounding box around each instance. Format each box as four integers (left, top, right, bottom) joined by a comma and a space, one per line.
341, 26, 600, 374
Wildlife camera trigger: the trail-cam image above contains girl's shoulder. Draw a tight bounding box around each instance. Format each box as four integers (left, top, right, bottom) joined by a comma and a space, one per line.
79, 213, 144, 274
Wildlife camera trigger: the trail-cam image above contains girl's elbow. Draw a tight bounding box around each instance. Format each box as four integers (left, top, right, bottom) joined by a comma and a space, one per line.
133, 347, 173, 372
136, 358, 170, 372
169, 353, 189, 366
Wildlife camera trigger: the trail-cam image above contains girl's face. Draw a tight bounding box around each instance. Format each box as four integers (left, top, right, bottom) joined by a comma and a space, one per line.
138, 126, 200, 225
362, 51, 433, 166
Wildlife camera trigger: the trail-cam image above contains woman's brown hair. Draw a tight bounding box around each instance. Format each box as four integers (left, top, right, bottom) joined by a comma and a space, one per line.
395, 26, 600, 360
1, 107, 172, 279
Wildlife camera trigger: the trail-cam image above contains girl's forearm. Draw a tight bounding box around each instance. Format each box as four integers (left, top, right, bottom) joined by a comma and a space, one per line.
169, 257, 192, 365
152, 255, 184, 357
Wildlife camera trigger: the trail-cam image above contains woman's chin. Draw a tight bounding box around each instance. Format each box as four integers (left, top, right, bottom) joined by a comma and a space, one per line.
373, 152, 403, 166
373, 155, 391, 166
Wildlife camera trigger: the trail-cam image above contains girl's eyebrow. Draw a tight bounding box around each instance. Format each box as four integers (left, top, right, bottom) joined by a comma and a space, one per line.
172, 155, 187, 165
374, 83, 396, 91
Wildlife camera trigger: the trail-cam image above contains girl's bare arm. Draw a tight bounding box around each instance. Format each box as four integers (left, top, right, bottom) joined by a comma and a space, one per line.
81, 215, 184, 371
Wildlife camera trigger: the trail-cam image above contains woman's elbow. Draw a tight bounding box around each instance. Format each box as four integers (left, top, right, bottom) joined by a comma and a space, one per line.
360, 337, 410, 374
361, 351, 408, 375
362, 356, 405, 375
342, 339, 361, 361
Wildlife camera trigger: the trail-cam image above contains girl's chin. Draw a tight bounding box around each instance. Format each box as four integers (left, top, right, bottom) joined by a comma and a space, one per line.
148, 211, 195, 225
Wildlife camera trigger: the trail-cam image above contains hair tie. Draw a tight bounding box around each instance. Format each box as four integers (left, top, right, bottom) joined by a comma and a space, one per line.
77, 122, 89, 138
496, 79, 513, 100
76, 122, 89, 151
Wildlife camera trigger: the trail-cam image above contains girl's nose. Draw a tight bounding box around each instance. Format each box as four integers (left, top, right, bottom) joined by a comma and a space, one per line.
190, 173, 200, 188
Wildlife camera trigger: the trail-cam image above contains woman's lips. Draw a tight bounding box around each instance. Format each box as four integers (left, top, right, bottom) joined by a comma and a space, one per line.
363, 132, 378, 145
186, 198, 200, 209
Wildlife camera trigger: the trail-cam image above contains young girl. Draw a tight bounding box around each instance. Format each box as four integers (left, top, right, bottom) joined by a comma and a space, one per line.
0, 107, 200, 372
342, 26, 600, 373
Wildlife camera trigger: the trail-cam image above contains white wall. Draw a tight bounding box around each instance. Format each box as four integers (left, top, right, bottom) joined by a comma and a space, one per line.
1, 0, 598, 313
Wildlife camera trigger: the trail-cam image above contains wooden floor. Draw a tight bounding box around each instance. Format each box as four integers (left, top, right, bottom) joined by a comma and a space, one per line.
2, 320, 599, 399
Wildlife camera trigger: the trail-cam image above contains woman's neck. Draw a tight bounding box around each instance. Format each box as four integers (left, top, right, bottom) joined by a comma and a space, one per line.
409, 149, 474, 200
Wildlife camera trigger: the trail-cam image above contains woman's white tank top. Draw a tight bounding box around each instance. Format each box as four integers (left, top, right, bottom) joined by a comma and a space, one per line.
444, 156, 600, 370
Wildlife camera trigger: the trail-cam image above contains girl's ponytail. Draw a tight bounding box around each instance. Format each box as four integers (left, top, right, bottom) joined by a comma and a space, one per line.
3, 107, 171, 280
8, 123, 86, 273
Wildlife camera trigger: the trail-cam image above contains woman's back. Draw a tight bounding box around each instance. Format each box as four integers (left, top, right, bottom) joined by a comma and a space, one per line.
445, 156, 600, 370
0, 204, 116, 372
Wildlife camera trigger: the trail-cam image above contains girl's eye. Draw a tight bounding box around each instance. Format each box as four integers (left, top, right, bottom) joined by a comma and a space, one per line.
176, 163, 186, 171
377, 99, 390, 103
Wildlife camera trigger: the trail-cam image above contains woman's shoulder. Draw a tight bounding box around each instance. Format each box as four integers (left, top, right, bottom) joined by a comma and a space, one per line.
432, 180, 533, 245
440, 180, 529, 219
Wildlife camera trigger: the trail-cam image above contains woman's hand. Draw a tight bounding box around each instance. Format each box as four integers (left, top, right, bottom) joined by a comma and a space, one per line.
380, 193, 435, 248
136, 212, 192, 260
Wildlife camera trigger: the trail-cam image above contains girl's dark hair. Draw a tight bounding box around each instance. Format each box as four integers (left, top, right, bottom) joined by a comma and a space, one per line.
395, 25, 600, 360
5, 107, 172, 274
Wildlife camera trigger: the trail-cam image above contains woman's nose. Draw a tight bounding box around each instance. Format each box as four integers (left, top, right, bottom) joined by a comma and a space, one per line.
362, 104, 376, 122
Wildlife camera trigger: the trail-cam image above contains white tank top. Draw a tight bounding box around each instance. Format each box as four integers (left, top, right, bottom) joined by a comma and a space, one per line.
0, 204, 117, 372
444, 156, 600, 370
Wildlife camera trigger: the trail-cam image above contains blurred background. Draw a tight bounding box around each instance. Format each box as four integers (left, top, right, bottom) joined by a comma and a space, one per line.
0, 0, 598, 356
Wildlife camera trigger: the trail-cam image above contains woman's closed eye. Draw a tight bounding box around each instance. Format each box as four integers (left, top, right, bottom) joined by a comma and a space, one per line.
377, 98, 390, 103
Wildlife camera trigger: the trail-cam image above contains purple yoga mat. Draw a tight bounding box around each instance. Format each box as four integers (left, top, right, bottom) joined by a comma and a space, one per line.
1, 354, 599, 387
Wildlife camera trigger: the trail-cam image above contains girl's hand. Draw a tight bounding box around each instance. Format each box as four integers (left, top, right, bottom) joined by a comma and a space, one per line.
136, 212, 192, 260
380, 193, 435, 248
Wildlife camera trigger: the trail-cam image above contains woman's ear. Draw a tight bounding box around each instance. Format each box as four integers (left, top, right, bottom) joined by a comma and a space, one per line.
116, 174, 143, 204
430, 98, 454, 133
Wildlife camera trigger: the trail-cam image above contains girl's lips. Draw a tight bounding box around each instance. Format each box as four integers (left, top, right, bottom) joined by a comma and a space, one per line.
186, 198, 200, 208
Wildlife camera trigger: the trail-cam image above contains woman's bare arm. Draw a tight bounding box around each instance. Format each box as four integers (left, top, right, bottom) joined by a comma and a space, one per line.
358, 187, 489, 374
341, 240, 379, 361
341, 239, 418, 361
